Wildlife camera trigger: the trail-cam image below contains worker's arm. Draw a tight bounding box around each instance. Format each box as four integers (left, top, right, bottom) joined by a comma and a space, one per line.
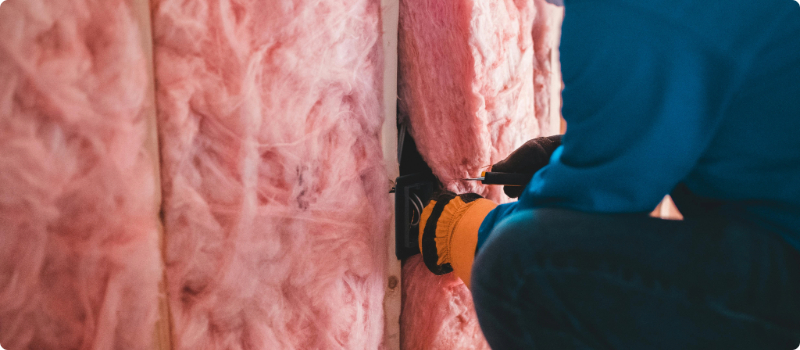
492, 135, 562, 198
416, 136, 561, 287
477, 1, 733, 250
420, 2, 733, 285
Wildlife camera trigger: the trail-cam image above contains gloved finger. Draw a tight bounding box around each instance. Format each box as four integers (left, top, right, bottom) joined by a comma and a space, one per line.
492, 135, 562, 174
419, 190, 457, 241
420, 191, 458, 275
493, 135, 562, 198
418, 190, 456, 255
503, 185, 525, 198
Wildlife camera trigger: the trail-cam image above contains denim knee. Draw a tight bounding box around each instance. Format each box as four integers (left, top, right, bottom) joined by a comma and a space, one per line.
471, 208, 549, 294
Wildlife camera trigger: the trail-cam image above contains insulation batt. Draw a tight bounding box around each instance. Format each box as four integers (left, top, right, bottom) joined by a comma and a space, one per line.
0, 0, 162, 349
399, 0, 538, 198
151, 0, 390, 348
398, 0, 560, 348
532, 0, 562, 134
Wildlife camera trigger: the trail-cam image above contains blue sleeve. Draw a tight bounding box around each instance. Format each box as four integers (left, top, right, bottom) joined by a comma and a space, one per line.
478, 1, 733, 249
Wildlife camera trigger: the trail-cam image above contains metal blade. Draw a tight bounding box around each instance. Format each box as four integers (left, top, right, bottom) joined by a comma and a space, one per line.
463, 177, 485, 181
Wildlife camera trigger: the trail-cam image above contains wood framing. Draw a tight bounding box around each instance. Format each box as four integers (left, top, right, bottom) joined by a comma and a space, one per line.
130, 0, 173, 348
381, 0, 402, 348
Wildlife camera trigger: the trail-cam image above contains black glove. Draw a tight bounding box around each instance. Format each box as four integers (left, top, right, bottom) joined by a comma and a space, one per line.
491, 135, 562, 198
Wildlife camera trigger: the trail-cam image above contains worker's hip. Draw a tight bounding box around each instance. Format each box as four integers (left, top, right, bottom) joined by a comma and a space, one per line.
471, 208, 800, 350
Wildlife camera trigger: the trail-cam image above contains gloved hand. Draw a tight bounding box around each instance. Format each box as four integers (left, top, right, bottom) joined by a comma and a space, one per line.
418, 191, 497, 288
492, 134, 563, 198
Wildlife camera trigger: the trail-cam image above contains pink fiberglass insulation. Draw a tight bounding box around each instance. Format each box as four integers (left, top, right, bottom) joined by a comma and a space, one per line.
398, 0, 560, 348
398, 0, 538, 199
0, 0, 162, 349
532, 0, 563, 134
401, 257, 490, 350
151, 0, 389, 348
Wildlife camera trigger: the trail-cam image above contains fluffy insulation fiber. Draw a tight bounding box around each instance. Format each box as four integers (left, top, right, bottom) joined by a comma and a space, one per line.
0, 0, 162, 349
399, 0, 537, 198
532, 0, 563, 135
398, 0, 560, 348
151, 0, 390, 348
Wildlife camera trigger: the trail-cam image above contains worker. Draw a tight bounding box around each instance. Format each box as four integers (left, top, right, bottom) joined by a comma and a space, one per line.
418, 0, 800, 348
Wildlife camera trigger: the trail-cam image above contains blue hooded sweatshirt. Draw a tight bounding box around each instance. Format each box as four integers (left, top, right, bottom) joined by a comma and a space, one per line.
478, 0, 800, 250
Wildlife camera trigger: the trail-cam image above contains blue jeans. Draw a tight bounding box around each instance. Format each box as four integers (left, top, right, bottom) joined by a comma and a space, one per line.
471, 208, 800, 349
